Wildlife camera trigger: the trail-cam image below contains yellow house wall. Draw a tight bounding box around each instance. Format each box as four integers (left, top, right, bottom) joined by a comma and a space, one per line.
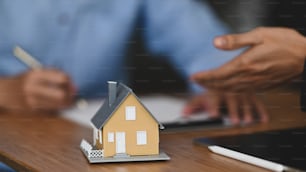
102, 94, 159, 157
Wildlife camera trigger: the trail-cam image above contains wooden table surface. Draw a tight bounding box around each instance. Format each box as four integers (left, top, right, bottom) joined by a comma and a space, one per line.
1, 88, 306, 172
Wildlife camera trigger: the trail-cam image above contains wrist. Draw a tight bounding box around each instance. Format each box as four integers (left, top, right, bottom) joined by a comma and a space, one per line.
0, 77, 23, 110
0, 78, 11, 108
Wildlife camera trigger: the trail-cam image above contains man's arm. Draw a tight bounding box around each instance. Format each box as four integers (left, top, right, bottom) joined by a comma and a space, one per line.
191, 27, 306, 91
143, 0, 268, 124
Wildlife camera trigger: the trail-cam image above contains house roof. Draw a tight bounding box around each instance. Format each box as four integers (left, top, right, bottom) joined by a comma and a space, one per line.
91, 82, 164, 130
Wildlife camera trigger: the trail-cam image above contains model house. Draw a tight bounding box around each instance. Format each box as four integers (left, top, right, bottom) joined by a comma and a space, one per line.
89, 81, 165, 158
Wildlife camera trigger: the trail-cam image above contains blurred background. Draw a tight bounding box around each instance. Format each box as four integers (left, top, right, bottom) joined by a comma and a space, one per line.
129, 0, 306, 94
1, 1, 306, 171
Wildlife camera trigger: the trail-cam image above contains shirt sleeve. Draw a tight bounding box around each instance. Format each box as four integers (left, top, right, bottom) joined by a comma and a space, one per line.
143, 0, 242, 93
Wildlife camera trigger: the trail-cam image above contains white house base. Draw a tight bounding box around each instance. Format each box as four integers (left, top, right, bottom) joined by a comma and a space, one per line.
80, 139, 170, 163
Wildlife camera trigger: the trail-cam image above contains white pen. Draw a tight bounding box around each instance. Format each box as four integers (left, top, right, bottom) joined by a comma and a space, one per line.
208, 145, 286, 172
13, 46, 43, 69
13, 46, 88, 110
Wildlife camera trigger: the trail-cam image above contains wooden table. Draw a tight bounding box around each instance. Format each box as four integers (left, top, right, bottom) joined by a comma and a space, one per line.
1, 88, 306, 172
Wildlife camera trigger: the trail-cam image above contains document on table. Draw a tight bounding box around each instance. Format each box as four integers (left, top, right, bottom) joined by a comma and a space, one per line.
60, 95, 226, 129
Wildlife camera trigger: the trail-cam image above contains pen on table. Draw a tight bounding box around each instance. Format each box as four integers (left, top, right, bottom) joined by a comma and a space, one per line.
208, 145, 286, 172
13, 46, 88, 109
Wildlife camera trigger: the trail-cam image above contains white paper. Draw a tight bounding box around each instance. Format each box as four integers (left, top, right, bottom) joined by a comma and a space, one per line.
60, 95, 211, 128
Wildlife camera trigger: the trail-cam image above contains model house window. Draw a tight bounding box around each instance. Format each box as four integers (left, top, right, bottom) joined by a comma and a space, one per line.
136, 131, 147, 145
108, 132, 114, 142
125, 106, 136, 120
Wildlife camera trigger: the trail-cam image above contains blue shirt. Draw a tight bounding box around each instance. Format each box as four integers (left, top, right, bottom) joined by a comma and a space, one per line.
0, 0, 239, 97
0, 162, 14, 172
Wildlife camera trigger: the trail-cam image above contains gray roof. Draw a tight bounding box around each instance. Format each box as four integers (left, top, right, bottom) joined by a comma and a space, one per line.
91, 82, 164, 130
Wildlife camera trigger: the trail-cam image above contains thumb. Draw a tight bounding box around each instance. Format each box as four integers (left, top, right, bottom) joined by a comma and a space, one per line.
214, 29, 263, 50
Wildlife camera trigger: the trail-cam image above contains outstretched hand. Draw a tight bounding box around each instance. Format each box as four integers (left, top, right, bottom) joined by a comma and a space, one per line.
191, 27, 306, 92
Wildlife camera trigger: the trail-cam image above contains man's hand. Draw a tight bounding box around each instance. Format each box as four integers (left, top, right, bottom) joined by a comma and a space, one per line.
183, 91, 269, 125
191, 27, 306, 91
0, 69, 76, 111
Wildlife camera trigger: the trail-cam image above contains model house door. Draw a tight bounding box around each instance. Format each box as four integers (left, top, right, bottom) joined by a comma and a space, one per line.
116, 132, 126, 154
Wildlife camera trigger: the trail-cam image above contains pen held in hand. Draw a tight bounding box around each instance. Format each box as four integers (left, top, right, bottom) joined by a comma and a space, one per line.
12, 45, 88, 110
13, 46, 43, 69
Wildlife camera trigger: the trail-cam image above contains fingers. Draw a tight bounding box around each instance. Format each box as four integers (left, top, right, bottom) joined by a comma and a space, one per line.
23, 69, 76, 110
223, 92, 269, 125
191, 57, 243, 90
183, 91, 223, 118
184, 91, 269, 125
241, 94, 253, 124
192, 28, 267, 91
191, 29, 261, 89
214, 28, 263, 50
205, 91, 222, 118
183, 95, 207, 116
191, 45, 268, 91
251, 95, 269, 123
224, 93, 239, 125
28, 84, 72, 107
30, 69, 72, 87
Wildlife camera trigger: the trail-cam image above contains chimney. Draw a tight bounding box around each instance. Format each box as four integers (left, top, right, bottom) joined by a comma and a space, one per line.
107, 81, 117, 106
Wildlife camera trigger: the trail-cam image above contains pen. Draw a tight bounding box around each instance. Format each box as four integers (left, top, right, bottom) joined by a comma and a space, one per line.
208, 145, 286, 172
13, 46, 43, 69
13, 46, 88, 109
